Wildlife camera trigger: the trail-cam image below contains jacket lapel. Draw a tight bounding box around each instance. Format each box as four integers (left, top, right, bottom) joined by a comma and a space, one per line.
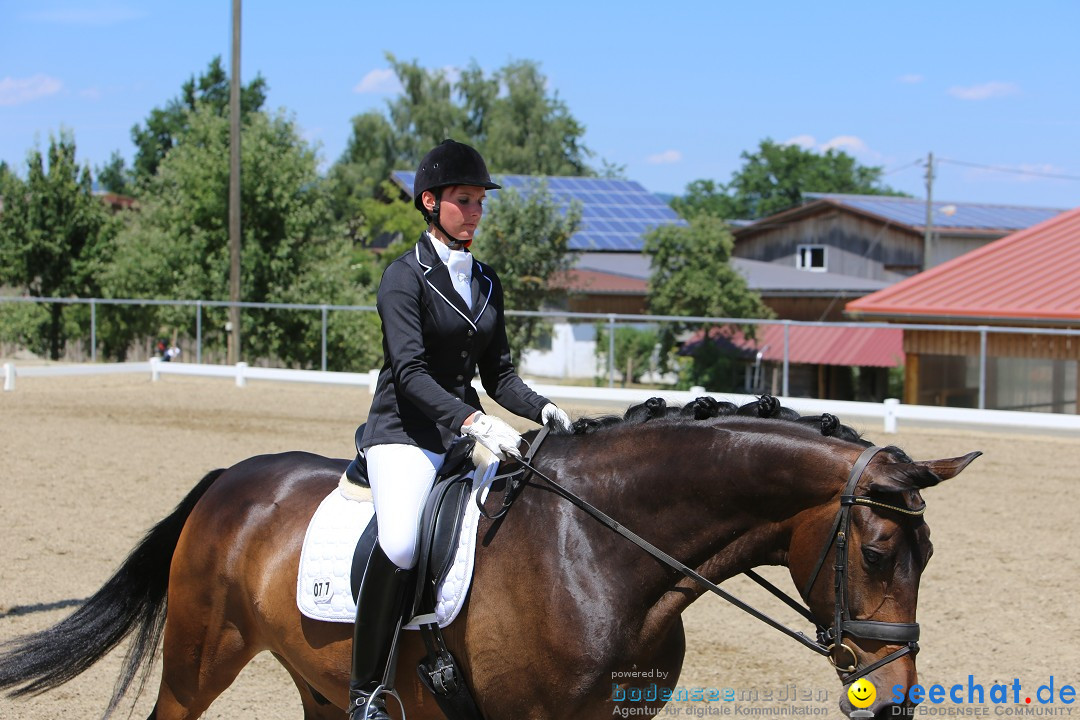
471, 261, 493, 323
415, 235, 476, 328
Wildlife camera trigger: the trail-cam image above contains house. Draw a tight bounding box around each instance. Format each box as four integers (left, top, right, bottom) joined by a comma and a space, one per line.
732, 193, 1065, 280
845, 206, 1080, 414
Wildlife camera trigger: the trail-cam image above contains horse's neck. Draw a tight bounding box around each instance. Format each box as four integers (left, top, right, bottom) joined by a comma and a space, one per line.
551, 425, 840, 621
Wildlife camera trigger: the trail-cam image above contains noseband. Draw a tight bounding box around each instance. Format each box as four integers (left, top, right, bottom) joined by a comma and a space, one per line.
501, 433, 925, 686
799, 444, 925, 682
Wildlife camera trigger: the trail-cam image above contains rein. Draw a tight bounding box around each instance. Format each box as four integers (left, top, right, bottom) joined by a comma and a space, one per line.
496, 433, 922, 684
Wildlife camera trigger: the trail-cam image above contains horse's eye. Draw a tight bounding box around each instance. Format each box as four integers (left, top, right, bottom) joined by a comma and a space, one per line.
862, 548, 884, 566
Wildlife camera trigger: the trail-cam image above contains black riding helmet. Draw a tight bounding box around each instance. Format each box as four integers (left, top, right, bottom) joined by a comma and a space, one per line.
413, 140, 501, 226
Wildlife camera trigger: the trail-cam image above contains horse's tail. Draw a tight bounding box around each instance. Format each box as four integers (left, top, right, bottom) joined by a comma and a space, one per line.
0, 467, 225, 715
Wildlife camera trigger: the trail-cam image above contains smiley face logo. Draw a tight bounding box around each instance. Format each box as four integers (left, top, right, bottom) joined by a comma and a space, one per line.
847, 678, 876, 709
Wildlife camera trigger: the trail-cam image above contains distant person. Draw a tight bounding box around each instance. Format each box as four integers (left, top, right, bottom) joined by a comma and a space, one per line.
347, 140, 573, 720
163, 346, 181, 362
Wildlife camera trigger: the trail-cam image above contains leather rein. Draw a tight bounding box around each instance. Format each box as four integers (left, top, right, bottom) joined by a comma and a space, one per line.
485, 431, 923, 684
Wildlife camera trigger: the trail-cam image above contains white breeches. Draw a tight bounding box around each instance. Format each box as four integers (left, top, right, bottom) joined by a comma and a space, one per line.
366, 443, 447, 570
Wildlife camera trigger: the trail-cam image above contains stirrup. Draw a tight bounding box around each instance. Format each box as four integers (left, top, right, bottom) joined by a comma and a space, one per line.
351, 684, 405, 720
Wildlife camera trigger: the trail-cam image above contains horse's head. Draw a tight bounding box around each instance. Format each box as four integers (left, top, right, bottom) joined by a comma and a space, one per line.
787, 446, 981, 719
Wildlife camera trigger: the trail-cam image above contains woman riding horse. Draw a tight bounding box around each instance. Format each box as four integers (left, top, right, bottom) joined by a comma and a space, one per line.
352, 139, 572, 719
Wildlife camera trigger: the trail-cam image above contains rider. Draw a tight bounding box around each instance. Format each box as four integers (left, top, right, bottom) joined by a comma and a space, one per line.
349, 139, 573, 720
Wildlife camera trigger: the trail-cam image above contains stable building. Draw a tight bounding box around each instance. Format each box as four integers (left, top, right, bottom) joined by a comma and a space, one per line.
733, 193, 1065, 281
845, 207, 1080, 414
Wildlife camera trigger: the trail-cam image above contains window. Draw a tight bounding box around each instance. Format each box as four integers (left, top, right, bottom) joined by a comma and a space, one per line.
796, 245, 826, 272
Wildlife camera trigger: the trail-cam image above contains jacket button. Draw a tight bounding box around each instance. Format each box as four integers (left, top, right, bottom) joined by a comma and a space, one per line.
467, 329, 474, 337
460, 350, 468, 358
456, 374, 464, 381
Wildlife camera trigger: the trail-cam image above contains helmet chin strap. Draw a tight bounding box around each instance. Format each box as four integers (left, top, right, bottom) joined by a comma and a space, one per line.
430, 200, 471, 251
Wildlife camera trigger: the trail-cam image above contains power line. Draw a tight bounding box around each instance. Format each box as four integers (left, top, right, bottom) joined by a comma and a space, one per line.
882, 158, 924, 176
938, 157, 1080, 182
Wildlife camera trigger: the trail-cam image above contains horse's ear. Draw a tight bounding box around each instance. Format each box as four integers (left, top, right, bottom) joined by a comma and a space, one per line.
913, 451, 982, 487
868, 451, 982, 494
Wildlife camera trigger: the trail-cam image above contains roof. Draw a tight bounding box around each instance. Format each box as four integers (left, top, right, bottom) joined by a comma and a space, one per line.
735, 193, 1066, 239
803, 193, 1065, 233
732, 257, 891, 295
846, 206, 1080, 324
554, 269, 647, 295
391, 171, 685, 252
571, 253, 890, 295
686, 324, 904, 368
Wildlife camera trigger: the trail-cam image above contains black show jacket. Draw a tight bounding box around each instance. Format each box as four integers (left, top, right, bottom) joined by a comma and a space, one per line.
360, 234, 550, 454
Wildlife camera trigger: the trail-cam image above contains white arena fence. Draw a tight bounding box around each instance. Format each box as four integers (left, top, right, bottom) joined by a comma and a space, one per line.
5, 359, 1080, 437
4, 295, 1080, 414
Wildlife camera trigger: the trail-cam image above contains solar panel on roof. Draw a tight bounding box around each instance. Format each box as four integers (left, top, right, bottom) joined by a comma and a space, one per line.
390, 170, 686, 251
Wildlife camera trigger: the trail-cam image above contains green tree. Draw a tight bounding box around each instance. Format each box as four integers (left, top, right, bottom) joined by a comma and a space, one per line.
672, 139, 905, 221
596, 325, 660, 385
0, 133, 114, 359
645, 215, 773, 390
470, 183, 581, 360
327, 54, 597, 235
95, 150, 133, 195
130, 56, 267, 186
102, 105, 380, 369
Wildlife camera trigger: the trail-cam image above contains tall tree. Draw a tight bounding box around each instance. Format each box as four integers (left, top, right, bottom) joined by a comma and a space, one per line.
470, 183, 581, 360
102, 106, 379, 369
672, 139, 905, 221
328, 54, 597, 232
130, 56, 267, 186
645, 215, 773, 390
0, 133, 113, 358
96, 150, 134, 195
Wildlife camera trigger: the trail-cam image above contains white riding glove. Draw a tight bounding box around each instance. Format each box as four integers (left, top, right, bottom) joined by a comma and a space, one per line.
541, 403, 573, 433
461, 413, 522, 460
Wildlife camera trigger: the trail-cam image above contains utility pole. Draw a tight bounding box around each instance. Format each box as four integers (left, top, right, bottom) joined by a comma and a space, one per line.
228, 0, 242, 364
923, 151, 934, 271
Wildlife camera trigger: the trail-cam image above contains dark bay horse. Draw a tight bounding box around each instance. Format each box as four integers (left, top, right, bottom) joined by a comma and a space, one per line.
0, 415, 979, 719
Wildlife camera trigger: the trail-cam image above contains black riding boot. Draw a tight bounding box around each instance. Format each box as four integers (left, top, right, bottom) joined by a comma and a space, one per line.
349, 544, 412, 720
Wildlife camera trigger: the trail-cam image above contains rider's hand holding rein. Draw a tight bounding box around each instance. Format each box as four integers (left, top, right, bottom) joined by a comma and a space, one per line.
461, 411, 522, 460
541, 403, 573, 433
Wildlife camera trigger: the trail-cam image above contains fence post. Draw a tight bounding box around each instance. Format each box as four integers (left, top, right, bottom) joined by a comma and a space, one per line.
884, 398, 899, 434
3, 363, 14, 391
321, 304, 328, 372
90, 299, 97, 362
978, 327, 988, 410
782, 320, 791, 397
196, 300, 203, 365
236, 361, 248, 388
607, 314, 616, 388
150, 357, 162, 382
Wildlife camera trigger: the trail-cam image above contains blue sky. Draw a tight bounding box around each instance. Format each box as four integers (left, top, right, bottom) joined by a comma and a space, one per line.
3, 1, 1079, 210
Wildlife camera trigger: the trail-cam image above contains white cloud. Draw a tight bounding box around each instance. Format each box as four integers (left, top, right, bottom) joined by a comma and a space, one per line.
948, 81, 1020, 101
821, 135, 870, 154
353, 68, 400, 94
781, 134, 816, 149
0, 74, 63, 106
782, 134, 878, 159
79, 87, 103, 101
646, 149, 682, 165
898, 74, 924, 84
24, 6, 146, 26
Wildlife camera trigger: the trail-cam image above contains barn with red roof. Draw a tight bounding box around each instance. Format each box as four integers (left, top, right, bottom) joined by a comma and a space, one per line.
846, 207, 1080, 413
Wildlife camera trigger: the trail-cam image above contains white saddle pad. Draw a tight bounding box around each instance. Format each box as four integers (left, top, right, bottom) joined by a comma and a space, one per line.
296, 461, 496, 629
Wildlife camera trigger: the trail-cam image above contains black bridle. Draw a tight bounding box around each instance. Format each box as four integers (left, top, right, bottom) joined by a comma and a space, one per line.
798, 444, 924, 682
489, 433, 924, 684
